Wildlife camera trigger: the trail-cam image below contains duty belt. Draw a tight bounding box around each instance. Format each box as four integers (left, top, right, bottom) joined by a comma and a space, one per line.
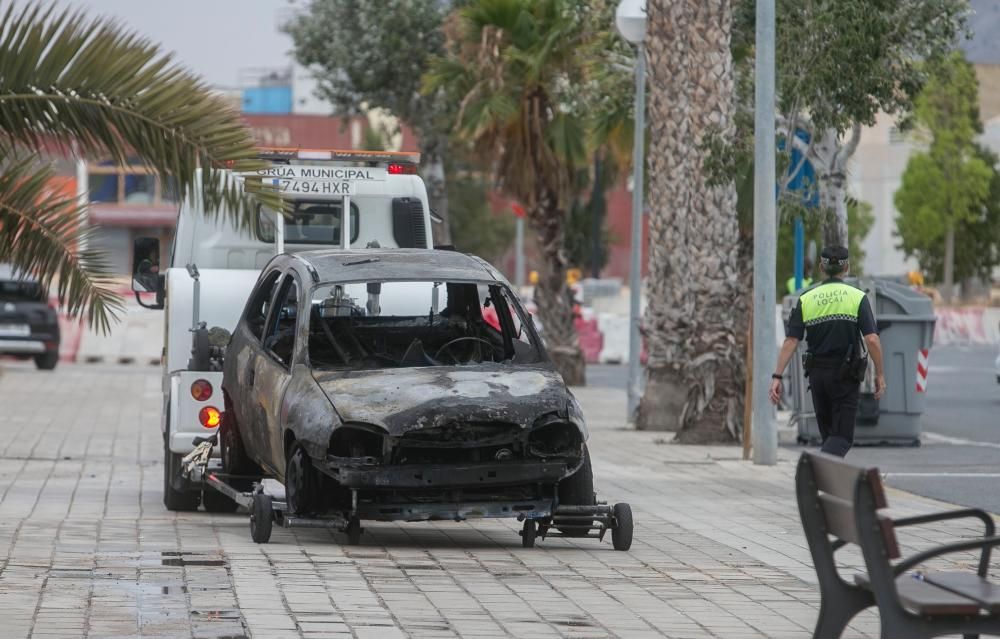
807, 354, 844, 369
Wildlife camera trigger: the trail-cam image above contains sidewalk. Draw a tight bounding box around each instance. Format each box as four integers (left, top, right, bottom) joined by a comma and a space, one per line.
0, 363, 993, 638
573, 384, 994, 638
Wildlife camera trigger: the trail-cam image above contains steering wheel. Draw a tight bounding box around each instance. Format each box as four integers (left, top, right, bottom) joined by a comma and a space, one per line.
434, 337, 500, 364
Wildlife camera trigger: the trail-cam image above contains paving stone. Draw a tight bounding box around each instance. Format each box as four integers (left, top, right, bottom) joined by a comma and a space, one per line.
0, 363, 992, 637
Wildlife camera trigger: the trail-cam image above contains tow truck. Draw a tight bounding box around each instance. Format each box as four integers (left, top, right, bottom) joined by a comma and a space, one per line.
131, 147, 433, 511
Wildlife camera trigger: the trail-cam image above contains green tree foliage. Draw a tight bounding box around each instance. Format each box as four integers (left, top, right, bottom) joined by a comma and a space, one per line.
724, 0, 968, 244
285, 0, 457, 241
446, 173, 515, 263
425, 0, 618, 384
776, 198, 874, 295
895, 53, 995, 296
0, 5, 275, 332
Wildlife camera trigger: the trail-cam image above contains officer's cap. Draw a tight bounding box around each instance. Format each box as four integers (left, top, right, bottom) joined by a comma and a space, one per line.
821, 245, 849, 262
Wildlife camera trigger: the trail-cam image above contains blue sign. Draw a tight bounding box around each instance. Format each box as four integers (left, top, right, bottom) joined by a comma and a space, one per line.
777, 128, 819, 209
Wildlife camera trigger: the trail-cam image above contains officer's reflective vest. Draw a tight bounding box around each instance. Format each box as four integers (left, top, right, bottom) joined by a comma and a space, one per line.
786, 276, 814, 295
799, 281, 865, 327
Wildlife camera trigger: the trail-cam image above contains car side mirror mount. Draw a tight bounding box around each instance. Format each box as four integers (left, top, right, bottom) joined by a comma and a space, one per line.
132, 236, 165, 310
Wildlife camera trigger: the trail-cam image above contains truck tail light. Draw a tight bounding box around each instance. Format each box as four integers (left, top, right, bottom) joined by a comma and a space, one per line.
199, 406, 222, 428
191, 379, 213, 401
387, 163, 417, 175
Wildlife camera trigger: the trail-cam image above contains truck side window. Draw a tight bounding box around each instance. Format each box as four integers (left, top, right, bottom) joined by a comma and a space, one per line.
245, 270, 281, 341
264, 276, 299, 367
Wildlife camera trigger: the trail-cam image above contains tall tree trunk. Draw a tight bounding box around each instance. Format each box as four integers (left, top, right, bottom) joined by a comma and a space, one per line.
943, 224, 955, 304
812, 124, 861, 247
527, 188, 585, 386
419, 135, 451, 245
638, 0, 747, 442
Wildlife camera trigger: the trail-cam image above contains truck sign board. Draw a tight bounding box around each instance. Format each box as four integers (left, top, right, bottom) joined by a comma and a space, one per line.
244, 166, 388, 196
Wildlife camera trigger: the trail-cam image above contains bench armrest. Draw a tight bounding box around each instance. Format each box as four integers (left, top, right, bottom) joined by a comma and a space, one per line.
893, 535, 1000, 578
894, 508, 996, 575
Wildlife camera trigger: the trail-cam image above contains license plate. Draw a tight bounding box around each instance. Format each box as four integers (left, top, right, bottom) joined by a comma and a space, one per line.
0, 323, 29, 337
277, 179, 353, 196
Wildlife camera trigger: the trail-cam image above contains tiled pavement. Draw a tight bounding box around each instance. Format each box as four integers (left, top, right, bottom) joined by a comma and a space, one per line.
0, 362, 994, 638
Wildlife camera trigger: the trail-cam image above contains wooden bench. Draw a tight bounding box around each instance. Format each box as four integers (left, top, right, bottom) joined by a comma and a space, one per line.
796, 451, 1000, 638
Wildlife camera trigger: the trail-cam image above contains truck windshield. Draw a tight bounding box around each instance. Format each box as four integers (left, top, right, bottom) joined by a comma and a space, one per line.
256, 201, 360, 245
308, 280, 542, 370
0, 280, 45, 302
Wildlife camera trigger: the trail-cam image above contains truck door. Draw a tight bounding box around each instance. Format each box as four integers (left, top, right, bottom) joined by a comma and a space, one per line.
253, 273, 300, 475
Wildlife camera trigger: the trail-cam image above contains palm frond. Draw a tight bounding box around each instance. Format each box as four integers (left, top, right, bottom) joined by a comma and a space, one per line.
0, 3, 281, 230
0, 153, 122, 333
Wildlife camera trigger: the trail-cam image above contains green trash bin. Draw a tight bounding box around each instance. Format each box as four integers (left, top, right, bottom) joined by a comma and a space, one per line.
789, 279, 936, 446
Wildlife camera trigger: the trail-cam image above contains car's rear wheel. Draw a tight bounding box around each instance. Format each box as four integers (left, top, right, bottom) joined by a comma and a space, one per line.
285, 444, 322, 516
556, 445, 595, 537
219, 401, 261, 476
163, 433, 200, 512
34, 351, 58, 370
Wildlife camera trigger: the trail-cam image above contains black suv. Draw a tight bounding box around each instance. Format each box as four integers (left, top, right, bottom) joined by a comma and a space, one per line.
0, 267, 60, 370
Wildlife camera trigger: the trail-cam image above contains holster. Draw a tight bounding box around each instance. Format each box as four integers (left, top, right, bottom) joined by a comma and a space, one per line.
839, 343, 868, 383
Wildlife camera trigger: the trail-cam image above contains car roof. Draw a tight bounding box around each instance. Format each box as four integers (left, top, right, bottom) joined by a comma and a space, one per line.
290, 249, 503, 284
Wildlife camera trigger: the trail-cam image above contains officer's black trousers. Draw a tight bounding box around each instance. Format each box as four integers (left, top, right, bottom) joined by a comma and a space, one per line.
808, 367, 860, 457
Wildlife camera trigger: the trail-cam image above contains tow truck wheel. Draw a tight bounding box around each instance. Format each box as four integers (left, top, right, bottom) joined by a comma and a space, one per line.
556, 446, 595, 537
611, 503, 633, 552
250, 492, 273, 543
344, 517, 363, 545
521, 519, 537, 548
285, 445, 321, 515
34, 351, 59, 370
163, 438, 200, 512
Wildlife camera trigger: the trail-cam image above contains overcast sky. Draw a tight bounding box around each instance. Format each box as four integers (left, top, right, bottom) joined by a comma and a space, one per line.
61, 0, 299, 87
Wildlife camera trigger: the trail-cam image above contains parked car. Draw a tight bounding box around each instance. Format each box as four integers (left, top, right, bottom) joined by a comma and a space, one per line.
220, 248, 594, 524
0, 266, 60, 370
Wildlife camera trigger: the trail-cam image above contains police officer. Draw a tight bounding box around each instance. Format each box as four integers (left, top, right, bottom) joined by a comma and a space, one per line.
769, 246, 886, 457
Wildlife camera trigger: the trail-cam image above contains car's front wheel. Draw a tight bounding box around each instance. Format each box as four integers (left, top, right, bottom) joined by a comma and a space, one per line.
285, 444, 322, 516
556, 445, 595, 537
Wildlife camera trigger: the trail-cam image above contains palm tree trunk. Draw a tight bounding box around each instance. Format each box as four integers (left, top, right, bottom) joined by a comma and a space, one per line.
638, 0, 747, 442
527, 189, 585, 386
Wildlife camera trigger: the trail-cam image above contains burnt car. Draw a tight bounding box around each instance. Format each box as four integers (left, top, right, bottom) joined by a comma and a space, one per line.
0, 265, 60, 370
221, 249, 594, 526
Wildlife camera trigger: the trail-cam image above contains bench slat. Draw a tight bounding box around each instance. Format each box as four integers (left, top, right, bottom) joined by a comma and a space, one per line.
855, 573, 982, 615
922, 572, 1000, 613
819, 493, 900, 558
809, 452, 887, 508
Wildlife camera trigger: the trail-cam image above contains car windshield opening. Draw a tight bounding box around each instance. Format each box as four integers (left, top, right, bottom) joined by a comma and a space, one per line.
308, 280, 541, 370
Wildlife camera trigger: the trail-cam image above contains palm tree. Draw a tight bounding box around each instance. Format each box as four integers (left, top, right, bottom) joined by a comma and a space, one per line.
0, 4, 277, 332
636, 0, 748, 441
424, 0, 596, 385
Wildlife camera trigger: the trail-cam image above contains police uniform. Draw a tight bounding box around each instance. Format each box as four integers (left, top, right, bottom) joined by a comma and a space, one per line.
786, 276, 878, 456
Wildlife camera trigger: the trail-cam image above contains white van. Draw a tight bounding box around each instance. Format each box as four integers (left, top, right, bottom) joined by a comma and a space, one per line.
131, 148, 433, 511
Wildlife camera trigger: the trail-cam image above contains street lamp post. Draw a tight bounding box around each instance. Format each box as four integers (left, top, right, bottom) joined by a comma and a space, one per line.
616, 0, 647, 423
752, 0, 778, 465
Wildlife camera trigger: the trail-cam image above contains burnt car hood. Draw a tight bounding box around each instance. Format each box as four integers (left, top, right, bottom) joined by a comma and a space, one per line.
312, 366, 569, 435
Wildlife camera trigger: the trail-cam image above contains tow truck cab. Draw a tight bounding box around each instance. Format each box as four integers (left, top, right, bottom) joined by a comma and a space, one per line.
132, 148, 433, 511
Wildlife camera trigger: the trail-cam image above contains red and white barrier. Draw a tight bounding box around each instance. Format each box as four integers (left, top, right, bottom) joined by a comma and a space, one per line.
934, 307, 989, 345
916, 348, 929, 392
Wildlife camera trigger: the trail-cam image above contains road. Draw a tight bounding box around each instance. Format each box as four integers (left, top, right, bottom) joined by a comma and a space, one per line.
589, 344, 1000, 513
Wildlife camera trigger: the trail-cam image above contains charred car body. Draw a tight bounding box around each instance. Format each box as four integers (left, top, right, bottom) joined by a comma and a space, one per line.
221, 249, 594, 524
